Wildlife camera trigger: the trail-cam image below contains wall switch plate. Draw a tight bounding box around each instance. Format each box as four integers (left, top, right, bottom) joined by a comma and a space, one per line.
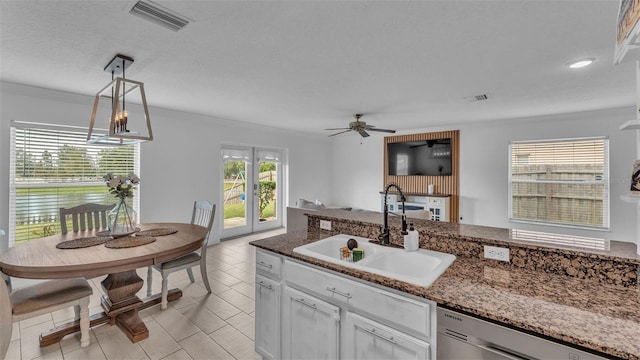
484, 245, 510, 262
320, 220, 332, 231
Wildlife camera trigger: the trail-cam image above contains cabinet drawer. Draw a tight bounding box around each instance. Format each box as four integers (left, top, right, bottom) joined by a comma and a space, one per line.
427, 197, 445, 206
256, 249, 282, 279
284, 259, 432, 337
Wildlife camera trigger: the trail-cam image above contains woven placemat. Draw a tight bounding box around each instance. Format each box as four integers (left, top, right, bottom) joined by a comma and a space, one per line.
105, 235, 156, 249
135, 227, 178, 237
56, 237, 110, 249
96, 228, 140, 237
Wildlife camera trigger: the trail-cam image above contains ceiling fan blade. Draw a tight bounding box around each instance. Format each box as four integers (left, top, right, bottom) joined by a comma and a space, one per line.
325, 127, 350, 130
368, 128, 396, 133
359, 131, 370, 138
328, 129, 352, 137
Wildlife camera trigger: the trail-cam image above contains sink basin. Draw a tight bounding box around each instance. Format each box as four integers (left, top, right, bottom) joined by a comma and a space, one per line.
293, 234, 455, 287
293, 234, 381, 264
357, 249, 455, 286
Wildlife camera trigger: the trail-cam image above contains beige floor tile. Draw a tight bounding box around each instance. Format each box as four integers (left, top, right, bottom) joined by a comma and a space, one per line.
205, 270, 242, 287
19, 321, 60, 360
59, 329, 98, 355
93, 323, 148, 360
209, 325, 260, 360
50, 307, 75, 325
231, 282, 255, 300
178, 332, 234, 360
226, 312, 255, 341
224, 267, 254, 284
159, 349, 193, 360
60, 343, 106, 360
150, 307, 201, 342
19, 313, 51, 331
217, 289, 254, 314
11, 322, 20, 341
176, 303, 227, 335
138, 320, 182, 360
6, 339, 21, 360
194, 294, 242, 320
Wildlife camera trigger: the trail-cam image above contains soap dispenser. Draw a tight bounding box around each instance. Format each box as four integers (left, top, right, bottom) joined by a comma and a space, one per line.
404, 223, 419, 251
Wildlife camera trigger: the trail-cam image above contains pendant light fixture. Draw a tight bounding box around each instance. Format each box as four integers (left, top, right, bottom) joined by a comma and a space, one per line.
87, 54, 153, 145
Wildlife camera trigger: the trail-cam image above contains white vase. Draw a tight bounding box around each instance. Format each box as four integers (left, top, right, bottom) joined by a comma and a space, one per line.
108, 198, 137, 237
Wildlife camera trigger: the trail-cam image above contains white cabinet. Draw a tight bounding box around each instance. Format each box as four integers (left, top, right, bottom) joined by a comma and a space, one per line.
254, 250, 437, 360
344, 312, 430, 360
282, 286, 340, 360
255, 275, 280, 360
255, 249, 283, 359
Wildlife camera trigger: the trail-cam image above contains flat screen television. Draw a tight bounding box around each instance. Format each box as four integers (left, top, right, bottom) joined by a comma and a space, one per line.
387, 138, 452, 176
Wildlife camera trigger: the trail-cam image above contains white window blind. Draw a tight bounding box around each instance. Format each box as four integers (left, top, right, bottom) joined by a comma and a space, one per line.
509, 137, 609, 230
9, 121, 140, 246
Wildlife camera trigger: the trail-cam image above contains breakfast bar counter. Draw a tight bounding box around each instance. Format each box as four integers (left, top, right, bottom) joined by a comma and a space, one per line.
251, 217, 640, 359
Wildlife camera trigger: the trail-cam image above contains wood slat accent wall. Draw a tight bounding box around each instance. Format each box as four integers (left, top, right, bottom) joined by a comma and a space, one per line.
384, 130, 459, 223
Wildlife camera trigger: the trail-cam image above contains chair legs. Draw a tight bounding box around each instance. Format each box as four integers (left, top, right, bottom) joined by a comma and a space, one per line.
78, 296, 91, 347
200, 261, 212, 294
186, 268, 195, 283
146, 266, 153, 297
161, 275, 169, 310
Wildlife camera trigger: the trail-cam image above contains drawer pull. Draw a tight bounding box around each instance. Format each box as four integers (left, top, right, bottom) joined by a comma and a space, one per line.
257, 261, 273, 269
363, 327, 397, 344
292, 297, 317, 310
257, 281, 272, 290
326, 287, 352, 299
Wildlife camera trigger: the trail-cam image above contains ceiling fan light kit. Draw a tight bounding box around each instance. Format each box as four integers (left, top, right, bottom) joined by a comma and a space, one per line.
326, 114, 396, 138
87, 54, 154, 146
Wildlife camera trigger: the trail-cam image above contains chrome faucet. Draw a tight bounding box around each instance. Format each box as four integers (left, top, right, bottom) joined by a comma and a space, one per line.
379, 183, 408, 245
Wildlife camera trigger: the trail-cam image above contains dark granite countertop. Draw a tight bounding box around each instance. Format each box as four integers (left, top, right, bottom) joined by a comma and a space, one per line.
251, 230, 640, 359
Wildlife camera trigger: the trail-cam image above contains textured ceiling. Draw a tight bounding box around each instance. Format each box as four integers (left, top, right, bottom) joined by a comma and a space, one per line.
0, 0, 635, 135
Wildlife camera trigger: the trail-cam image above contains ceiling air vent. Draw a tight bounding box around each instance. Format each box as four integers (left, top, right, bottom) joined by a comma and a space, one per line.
130, 1, 189, 32
468, 94, 488, 102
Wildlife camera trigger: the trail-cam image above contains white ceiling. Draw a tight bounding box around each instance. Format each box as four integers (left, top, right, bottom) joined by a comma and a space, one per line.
0, 0, 635, 135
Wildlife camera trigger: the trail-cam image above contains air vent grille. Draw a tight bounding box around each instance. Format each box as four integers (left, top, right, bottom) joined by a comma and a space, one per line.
130, 1, 189, 32
444, 328, 468, 342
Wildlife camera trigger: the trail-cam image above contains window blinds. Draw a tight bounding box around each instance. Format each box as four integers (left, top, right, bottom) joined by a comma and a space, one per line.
509, 137, 609, 230
9, 121, 140, 246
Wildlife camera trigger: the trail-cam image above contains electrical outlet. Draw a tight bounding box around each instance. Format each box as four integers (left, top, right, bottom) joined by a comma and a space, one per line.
320, 220, 332, 231
484, 245, 510, 262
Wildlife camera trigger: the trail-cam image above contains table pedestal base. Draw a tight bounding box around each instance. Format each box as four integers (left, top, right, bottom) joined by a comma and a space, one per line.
38, 269, 183, 347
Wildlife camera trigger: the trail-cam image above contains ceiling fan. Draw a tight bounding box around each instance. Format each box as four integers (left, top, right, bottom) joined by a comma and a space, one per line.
326, 114, 396, 138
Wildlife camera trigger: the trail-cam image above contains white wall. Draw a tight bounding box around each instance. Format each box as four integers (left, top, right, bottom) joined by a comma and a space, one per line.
331, 106, 638, 243
0, 82, 333, 248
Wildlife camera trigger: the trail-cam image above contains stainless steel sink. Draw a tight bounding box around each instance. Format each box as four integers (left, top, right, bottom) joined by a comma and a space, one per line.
293, 234, 455, 287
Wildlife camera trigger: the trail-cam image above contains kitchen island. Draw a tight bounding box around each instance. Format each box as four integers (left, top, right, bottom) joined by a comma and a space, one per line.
251, 209, 640, 359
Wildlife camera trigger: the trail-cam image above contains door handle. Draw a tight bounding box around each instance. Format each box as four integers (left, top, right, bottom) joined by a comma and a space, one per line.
292, 297, 317, 310
326, 287, 352, 299
363, 327, 397, 344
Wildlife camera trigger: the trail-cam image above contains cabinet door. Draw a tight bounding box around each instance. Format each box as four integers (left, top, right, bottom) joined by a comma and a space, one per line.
282, 286, 340, 360
255, 275, 280, 360
344, 312, 430, 360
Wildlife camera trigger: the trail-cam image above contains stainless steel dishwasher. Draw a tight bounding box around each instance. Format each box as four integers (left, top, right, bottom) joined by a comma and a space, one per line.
437, 308, 607, 360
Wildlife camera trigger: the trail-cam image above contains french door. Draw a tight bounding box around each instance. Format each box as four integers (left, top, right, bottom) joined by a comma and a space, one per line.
221, 146, 283, 239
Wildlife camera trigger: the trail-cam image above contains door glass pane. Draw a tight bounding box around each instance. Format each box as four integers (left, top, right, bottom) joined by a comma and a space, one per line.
258, 160, 278, 223
223, 160, 248, 229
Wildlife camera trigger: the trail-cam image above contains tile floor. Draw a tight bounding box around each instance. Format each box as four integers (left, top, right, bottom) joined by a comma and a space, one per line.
5, 229, 286, 360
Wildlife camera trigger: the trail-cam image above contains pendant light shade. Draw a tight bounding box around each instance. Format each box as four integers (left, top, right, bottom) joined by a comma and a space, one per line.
87, 54, 153, 146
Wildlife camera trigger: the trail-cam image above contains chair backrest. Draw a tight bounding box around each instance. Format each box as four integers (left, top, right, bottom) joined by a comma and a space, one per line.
0, 272, 12, 360
191, 201, 216, 255
59, 203, 114, 234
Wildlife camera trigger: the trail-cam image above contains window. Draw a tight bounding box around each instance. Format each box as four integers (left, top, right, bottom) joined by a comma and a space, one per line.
9, 121, 140, 246
509, 137, 609, 230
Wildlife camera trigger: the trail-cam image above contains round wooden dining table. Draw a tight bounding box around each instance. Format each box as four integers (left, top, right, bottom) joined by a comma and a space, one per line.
0, 222, 208, 345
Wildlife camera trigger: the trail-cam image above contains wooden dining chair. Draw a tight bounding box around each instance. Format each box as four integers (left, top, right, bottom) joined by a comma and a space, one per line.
146, 201, 216, 310
59, 203, 114, 234
0, 272, 93, 356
